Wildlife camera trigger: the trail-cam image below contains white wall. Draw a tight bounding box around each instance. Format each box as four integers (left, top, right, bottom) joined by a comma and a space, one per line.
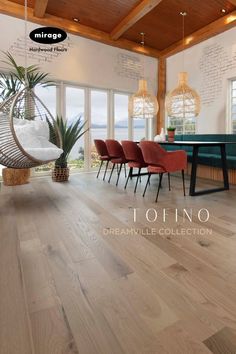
167, 27, 236, 134
0, 14, 157, 94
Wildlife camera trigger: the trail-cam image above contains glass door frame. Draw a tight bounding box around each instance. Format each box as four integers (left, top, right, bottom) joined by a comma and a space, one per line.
89, 87, 110, 170
113, 90, 132, 141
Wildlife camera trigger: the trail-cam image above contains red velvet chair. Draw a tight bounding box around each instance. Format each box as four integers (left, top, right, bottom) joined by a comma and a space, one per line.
121, 140, 148, 193
105, 139, 128, 186
94, 139, 111, 180
140, 141, 187, 202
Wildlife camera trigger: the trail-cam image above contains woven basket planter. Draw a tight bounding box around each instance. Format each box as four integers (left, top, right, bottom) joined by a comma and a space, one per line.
52, 167, 69, 182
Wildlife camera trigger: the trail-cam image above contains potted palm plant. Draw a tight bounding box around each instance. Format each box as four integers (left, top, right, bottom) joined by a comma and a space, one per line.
48, 116, 88, 182
167, 126, 176, 142
0, 52, 54, 94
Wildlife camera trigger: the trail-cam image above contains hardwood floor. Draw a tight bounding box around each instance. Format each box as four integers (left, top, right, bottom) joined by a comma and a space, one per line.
1, 171, 236, 354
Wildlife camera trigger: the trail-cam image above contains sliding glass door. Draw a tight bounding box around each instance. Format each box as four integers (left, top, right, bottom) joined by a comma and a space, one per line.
34, 85, 57, 174
90, 89, 108, 168
133, 118, 146, 141
114, 93, 129, 141
35, 85, 57, 118
29, 82, 148, 176
65, 86, 85, 170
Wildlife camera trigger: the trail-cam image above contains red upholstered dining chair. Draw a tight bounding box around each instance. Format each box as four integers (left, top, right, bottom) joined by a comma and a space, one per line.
105, 139, 128, 186
121, 140, 148, 193
94, 139, 111, 180
140, 141, 187, 202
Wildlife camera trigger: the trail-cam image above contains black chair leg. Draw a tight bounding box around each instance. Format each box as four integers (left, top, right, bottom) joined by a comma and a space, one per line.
134, 168, 141, 194
182, 169, 186, 196
124, 167, 131, 189
96, 160, 103, 178
103, 160, 109, 181
143, 173, 151, 197
159, 174, 163, 188
108, 163, 115, 183
155, 173, 163, 202
116, 164, 123, 186
124, 164, 127, 177
168, 173, 171, 191
130, 167, 133, 180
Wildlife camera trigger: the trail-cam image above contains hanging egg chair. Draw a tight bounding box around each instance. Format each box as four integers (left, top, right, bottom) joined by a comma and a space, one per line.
0, 87, 62, 169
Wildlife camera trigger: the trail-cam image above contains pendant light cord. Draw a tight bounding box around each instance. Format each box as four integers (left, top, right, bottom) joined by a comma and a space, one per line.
141, 32, 145, 80
24, 0, 28, 87
180, 12, 187, 72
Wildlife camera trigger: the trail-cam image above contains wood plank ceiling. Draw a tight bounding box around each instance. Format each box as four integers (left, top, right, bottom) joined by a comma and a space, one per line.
4, 0, 236, 57
124, 0, 236, 50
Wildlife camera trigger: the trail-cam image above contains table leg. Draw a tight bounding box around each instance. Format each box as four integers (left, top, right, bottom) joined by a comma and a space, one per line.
189, 146, 199, 196
220, 144, 229, 190
190, 144, 230, 196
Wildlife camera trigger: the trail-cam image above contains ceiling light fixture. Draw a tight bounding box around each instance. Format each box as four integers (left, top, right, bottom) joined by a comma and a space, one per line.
165, 12, 201, 120
73, 18, 80, 22
129, 33, 159, 119
140, 32, 145, 45
221, 8, 226, 13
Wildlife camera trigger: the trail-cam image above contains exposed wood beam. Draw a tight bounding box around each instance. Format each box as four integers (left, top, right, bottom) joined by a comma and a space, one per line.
228, 0, 236, 5
34, 0, 48, 18
156, 57, 166, 134
0, 0, 160, 58
161, 10, 236, 58
110, 0, 163, 40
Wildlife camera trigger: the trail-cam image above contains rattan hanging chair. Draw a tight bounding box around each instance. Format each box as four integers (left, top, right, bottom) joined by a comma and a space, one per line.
0, 87, 62, 169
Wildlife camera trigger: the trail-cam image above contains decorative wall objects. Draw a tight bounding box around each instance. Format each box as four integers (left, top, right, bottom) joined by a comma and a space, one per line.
115, 53, 143, 80
199, 43, 236, 106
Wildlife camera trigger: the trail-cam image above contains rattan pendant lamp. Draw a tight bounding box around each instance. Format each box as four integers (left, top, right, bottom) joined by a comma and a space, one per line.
165, 12, 201, 119
129, 33, 159, 119
0, 0, 61, 169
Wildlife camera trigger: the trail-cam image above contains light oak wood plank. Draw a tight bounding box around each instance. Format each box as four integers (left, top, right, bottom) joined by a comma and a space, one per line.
75, 257, 167, 353
162, 263, 236, 330
2, 173, 236, 353
156, 323, 212, 354
44, 241, 128, 354
204, 327, 236, 354
30, 306, 78, 354
115, 272, 178, 334
20, 238, 59, 314
0, 195, 33, 354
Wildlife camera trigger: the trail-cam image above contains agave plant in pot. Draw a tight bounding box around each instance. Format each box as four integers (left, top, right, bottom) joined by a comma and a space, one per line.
48, 116, 88, 182
167, 126, 176, 142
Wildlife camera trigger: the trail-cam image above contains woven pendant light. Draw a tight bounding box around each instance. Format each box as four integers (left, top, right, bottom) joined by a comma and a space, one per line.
129, 79, 159, 119
166, 12, 200, 119
129, 33, 158, 119
165, 72, 200, 118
